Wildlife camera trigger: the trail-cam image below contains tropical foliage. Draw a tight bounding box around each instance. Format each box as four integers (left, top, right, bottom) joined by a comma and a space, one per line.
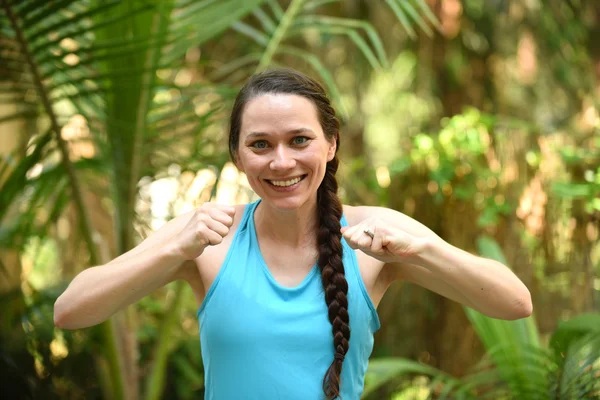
363, 238, 600, 399
1, 0, 598, 399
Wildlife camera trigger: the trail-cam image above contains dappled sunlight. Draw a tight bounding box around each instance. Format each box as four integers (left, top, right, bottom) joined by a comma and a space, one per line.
517, 31, 537, 84
61, 114, 94, 160
138, 162, 256, 233
516, 175, 548, 236
362, 52, 436, 167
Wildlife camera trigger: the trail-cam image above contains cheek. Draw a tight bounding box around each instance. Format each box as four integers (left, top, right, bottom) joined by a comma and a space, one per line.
238, 151, 262, 169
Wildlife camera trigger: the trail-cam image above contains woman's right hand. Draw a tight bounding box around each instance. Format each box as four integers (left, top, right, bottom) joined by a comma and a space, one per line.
175, 203, 236, 260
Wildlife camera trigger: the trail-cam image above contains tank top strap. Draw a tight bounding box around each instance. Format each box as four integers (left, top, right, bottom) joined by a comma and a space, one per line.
240, 199, 260, 230
197, 200, 259, 316
340, 213, 381, 332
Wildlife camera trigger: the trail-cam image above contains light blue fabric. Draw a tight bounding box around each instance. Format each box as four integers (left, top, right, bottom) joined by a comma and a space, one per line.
197, 200, 380, 400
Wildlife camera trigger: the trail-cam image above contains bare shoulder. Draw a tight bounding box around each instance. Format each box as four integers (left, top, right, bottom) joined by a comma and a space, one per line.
185, 203, 250, 305
196, 203, 248, 265
171, 203, 246, 268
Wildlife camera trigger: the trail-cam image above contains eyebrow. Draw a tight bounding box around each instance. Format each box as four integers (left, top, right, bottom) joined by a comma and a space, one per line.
245, 128, 315, 140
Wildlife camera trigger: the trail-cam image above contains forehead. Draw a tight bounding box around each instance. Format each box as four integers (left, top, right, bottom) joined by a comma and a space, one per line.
240, 93, 321, 133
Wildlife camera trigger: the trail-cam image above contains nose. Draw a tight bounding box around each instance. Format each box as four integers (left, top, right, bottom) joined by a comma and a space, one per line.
270, 145, 296, 171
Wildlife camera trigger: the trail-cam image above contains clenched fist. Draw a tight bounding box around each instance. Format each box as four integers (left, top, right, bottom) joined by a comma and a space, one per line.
175, 203, 236, 260
341, 217, 426, 264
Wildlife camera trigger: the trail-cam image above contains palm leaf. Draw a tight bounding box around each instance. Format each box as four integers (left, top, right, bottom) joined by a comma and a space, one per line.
289, 16, 387, 70
550, 313, 600, 357
385, 0, 442, 39
466, 235, 547, 396
555, 333, 600, 399
362, 357, 463, 398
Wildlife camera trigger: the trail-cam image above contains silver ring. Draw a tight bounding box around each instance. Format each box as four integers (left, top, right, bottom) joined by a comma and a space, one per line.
363, 229, 374, 239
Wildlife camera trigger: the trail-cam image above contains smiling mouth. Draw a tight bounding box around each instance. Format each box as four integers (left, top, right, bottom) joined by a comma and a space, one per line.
266, 175, 307, 187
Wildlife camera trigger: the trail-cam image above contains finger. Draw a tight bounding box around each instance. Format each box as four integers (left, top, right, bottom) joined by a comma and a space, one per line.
216, 204, 236, 217
209, 207, 234, 227
345, 239, 359, 250
200, 226, 225, 246
203, 218, 230, 238
341, 225, 359, 245
356, 233, 372, 249
371, 231, 384, 252
343, 228, 361, 249
349, 229, 367, 250
342, 224, 360, 238
347, 229, 360, 247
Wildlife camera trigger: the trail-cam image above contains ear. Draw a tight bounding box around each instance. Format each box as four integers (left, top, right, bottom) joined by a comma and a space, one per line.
326, 139, 337, 162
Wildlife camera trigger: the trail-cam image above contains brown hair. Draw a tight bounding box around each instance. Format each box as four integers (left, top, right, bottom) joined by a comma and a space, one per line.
229, 69, 349, 399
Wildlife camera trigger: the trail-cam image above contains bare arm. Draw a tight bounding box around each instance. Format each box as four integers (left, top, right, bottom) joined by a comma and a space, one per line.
343, 206, 532, 320
54, 204, 235, 330
53, 212, 193, 330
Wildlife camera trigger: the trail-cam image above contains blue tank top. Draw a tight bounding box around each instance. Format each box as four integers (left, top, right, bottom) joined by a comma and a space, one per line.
197, 200, 380, 399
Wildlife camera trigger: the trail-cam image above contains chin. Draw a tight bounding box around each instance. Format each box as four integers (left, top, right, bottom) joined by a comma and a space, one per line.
257, 192, 317, 212
263, 197, 309, 211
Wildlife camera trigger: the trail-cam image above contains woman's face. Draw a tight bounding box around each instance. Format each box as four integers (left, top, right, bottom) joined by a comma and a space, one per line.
236, 93, 336, 211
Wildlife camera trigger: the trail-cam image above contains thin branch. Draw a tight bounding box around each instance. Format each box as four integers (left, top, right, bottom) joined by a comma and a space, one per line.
256, 0, 306, 72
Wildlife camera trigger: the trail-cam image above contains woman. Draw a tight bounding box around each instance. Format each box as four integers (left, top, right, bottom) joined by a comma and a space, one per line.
54, 69, 532, 399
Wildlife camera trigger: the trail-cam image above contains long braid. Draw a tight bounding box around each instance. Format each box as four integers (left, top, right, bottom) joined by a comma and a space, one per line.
229, 68, 350, 399
317, 155, 349, 399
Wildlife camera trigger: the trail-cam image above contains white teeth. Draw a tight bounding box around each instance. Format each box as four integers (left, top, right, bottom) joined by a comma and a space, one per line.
270, 176, 302, 187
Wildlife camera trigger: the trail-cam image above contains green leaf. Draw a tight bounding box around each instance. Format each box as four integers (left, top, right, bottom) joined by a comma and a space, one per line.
232, 21, 269, 46
289, 24, 382, 70
165, 0, 265, 65
412, 0, 443, 31
303, 0, 343, 12
385, 0, 417, 39
362, 357, 458, 398
399, 0, 433, 37
557, 333, 600, 399
550, 313, 600, 357
252, 7, 276, 33
293, 15, 388, 68
552, 182, 593, 198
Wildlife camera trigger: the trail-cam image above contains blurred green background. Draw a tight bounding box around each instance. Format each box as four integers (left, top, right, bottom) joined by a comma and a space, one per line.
1, 0, 599, 399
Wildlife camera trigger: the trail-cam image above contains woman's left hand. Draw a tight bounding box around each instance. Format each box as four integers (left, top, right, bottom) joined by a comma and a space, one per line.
340, 218, 426, 263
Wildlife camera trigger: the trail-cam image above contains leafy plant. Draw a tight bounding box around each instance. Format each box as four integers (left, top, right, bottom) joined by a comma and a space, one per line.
0, 0, 438, 398
362, 236, 600, 399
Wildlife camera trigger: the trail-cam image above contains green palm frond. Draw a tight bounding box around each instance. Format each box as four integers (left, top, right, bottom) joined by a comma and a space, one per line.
550, 313, 600, 357
290, 15, 388, 70
385, 0, 442, 39
211, 0, 438, 121
363, 234, 599, 399
550, 315, 600, 399
362, 357, 467, 399
553, 333, 600, 399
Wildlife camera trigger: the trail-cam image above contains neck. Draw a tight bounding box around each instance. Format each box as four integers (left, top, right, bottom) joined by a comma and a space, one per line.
254, 197, 319, 248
